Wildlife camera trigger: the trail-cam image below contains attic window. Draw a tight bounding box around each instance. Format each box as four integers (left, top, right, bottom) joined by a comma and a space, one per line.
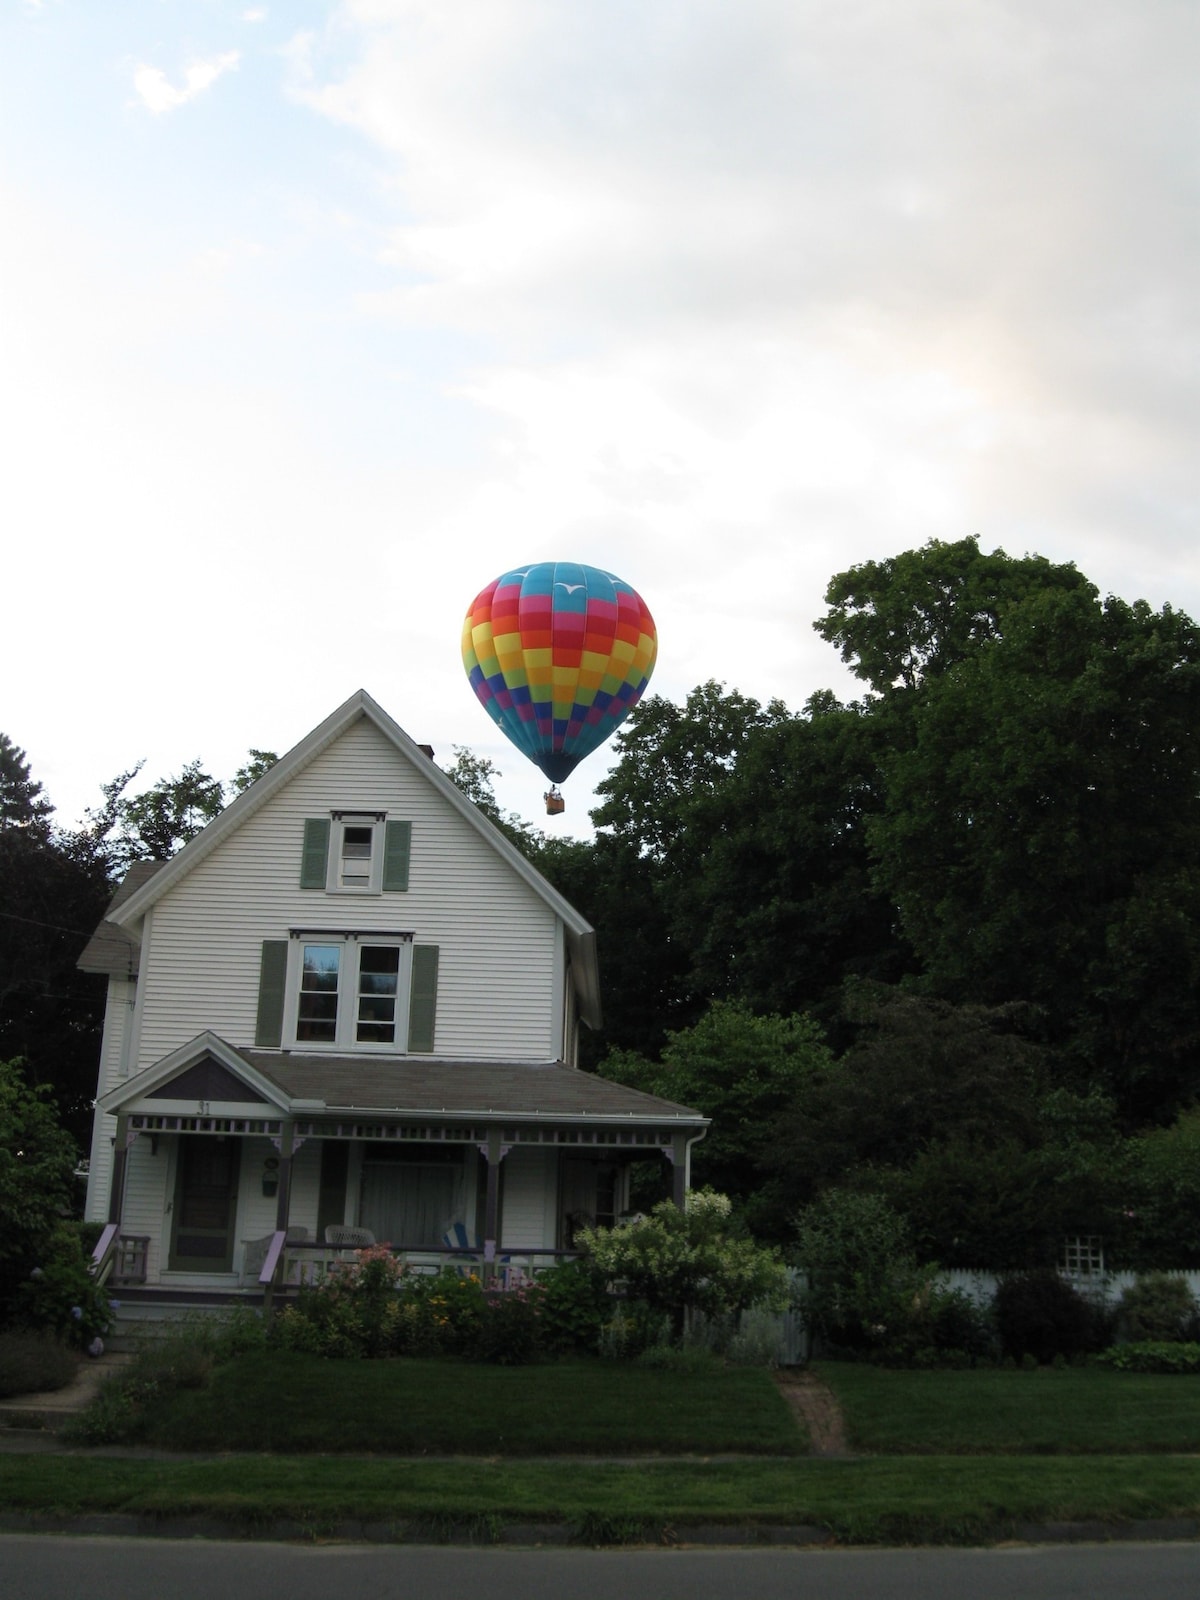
300, 816, 412, 895
328, 812, 385, 894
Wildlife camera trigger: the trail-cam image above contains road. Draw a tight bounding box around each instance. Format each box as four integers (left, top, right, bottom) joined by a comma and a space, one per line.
3, 1535, 1199, 1599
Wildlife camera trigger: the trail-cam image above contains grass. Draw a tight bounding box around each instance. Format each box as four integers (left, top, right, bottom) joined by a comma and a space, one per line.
820, 1361, 1200, 1454
121, 1352, 806, 1456
17, 1349, 1200, 1545
1, 1454, 1198, 1545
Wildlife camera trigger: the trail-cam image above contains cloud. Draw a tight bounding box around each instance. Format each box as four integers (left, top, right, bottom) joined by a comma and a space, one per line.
133, 51, 240, 115
296, 1, 1199, 595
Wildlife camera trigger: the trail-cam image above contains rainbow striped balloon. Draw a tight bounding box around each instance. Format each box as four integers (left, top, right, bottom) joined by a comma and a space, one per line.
462, 562, 658, 784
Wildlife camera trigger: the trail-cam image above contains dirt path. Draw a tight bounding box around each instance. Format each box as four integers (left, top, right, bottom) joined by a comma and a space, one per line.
773, 1367, 853, 1457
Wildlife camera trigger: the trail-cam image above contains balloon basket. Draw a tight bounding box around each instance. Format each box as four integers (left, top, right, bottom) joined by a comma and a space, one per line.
544, 789, 565, 816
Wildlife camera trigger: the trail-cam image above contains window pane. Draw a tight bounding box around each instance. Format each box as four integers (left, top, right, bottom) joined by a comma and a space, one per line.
302, 946, 341, 989
340, 825, 374, 887
357, 946, 399, 1043
299, 945, 340, 1041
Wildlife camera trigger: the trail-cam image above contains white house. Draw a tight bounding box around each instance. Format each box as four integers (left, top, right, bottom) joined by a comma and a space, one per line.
79, 690, 707, 1299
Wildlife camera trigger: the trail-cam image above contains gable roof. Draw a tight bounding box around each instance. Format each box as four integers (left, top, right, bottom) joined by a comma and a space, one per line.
100, 690, 602, 1026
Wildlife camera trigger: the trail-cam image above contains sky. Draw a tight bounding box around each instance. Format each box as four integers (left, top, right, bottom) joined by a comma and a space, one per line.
3, 0, 1198, 836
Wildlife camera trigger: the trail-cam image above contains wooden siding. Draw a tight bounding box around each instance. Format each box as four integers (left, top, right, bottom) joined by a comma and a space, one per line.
120, 1134, 171, 1283
502, 1147, 557, 1250
84, 976, 135, 1221
131, 715, 561, 1072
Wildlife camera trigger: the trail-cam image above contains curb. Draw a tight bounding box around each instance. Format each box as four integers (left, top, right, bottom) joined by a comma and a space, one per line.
1, 1510, 1198, 1548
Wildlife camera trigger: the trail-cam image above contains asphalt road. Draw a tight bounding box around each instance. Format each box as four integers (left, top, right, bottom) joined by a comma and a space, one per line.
3, 1536, 1199, 1599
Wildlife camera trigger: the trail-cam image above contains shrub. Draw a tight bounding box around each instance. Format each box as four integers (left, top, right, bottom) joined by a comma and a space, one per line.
1099, 1340, 1200, 1374
992, 1270, 1112, 1364
0, 1061, 79, 1325
579, 1188, 788, 1343
472, 1279, 545, 1365
13, 1223, 117, 1349
793, 1189, 920, 1355
1116, 1273, 1199, 1343
535, 1259, 612, 1355
0, 1329, 78, 1397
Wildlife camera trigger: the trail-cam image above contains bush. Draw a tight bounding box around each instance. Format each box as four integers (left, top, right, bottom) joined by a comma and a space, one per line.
793, 1189, 920, 1355
473, 1279, 544, 1365
992, 1270, 1112, 1364
535, 1259, 612, 1355
13, 1223, 117, 1350
579, 1189, 788, 1343
1099, 1340, 1200, 1374
0, 1060, 79, 1325
0, 1329, 78, 1397
1116, 1273, 1199, 1343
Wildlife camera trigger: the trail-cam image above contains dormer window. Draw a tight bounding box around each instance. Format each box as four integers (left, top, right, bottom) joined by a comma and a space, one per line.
300, 815, 412, 895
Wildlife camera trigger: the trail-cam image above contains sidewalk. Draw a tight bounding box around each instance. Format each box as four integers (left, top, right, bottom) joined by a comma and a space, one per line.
0, 1351, 129, 1436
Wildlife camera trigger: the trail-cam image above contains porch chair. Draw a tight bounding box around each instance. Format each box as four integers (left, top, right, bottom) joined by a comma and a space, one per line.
442, 1221, 480, 1277
324, 1224, 376, 1258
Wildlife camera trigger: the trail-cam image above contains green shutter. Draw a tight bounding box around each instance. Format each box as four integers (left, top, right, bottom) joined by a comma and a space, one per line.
382, 820, 411, 891
407, 944, 439, 1053
300, 818, 330, 889
255, 940, 288, 1048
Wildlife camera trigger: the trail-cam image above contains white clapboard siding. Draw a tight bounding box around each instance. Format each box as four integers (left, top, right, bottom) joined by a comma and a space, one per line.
84, 977, 136, 1219
502, 1148, 557, 1250
133, 715, 560, 1071
120, 1138, 171, 1283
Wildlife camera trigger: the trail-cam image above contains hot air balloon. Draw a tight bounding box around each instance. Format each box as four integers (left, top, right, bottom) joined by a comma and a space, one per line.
462, 562, 657, 812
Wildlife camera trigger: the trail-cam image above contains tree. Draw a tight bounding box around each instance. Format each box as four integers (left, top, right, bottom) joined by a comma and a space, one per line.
230, 749, 279, 794
601, 1000, 835, 1239
766, 984, 1062, 1213
814, 535, 1094, 696
0, 737, 114, 1140
592, 681, 788, 864
863, 584, 1200, 1120
0, 734, 54, 836
665, 693, 913, 1027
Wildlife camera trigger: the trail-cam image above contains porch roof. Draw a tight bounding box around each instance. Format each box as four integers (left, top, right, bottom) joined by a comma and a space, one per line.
241, 1049, 708, 1127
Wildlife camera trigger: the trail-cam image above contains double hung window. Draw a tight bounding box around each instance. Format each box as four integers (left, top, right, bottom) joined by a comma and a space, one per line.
288, 933, 413, 1051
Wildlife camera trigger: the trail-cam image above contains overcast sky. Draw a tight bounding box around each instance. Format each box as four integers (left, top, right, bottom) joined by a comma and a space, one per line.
3, 0, 1197, 834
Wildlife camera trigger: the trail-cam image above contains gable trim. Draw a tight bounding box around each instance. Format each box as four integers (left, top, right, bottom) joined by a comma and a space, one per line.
98, 1032, 292, 1116
103, 690, 601, 1026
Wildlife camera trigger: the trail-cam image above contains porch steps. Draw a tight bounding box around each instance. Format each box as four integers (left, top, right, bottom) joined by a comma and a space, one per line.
106, 1290, 263, 1354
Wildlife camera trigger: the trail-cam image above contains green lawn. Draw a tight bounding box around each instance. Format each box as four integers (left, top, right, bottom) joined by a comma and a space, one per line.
2, 1454, 1198, 1545
821, 1361, 1200, 1454
132, 1352, 805, 1456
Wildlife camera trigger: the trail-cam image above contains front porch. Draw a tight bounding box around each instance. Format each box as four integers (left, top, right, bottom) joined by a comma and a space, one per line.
90, 1036, 708, 1305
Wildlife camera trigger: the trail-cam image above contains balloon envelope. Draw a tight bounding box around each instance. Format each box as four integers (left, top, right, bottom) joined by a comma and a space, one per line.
462, 562, 658, 784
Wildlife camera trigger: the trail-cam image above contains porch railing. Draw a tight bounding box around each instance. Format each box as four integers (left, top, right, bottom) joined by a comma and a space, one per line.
241, 1238, 577, 1292
89, 1226, 150, 1287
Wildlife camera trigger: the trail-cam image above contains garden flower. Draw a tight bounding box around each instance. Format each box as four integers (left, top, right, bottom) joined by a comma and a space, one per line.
71, 1305, 83, 1320
87, 1337, 104, 1358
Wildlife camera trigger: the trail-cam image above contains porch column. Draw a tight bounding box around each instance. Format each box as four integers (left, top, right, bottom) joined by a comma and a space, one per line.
274, 1121, 295, 1234
666, 1132, 690, 1209
481, 1129, 510, 1283
108, 1115, 134, 1225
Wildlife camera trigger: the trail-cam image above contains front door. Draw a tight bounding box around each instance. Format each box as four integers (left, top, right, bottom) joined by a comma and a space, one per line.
169, 1136, 240, 1271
